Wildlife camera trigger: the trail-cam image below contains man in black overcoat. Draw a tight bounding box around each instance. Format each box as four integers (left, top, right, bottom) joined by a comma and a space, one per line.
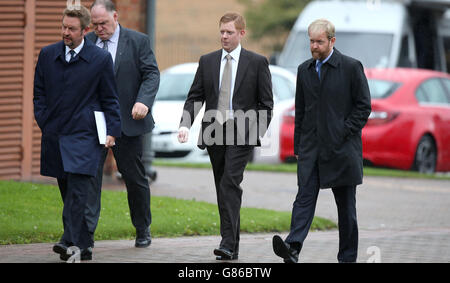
273, 18, 371, 263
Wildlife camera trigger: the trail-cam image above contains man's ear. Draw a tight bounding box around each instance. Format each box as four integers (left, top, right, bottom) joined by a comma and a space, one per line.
82, 26, 90, 37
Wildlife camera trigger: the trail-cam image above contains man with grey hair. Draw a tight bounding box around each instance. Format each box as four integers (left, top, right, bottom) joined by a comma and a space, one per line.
86, 0, 160, 248
272, 18, 371, 263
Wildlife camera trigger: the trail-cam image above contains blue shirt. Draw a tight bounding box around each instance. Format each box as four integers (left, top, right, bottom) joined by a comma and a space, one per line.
316, 48, 334, 73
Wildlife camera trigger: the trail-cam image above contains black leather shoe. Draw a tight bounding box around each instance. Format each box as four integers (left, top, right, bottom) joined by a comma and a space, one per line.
53, 242, 68, 256
135, 229, 152, 248
272, 235, 299, 263
214, 247, 237, 260
216, 254, 239, 260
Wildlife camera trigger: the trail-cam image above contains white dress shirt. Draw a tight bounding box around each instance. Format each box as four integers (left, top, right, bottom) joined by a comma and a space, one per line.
95, 24, 120, 64
65, 38, 85, 62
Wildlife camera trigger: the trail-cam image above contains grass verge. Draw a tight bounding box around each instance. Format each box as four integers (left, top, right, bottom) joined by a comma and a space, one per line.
0, 180, 336, 245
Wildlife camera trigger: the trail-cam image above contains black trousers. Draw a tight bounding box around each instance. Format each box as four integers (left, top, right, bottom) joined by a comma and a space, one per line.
207, 144, 253, 254
96, 134, 151, 233
285, 163, 359, 262
57, 173, 97, 250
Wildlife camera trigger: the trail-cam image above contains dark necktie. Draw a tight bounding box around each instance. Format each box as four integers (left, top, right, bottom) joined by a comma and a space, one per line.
216, 54, 232, 124
102, 40, 108, 51
69, 50, 76, 63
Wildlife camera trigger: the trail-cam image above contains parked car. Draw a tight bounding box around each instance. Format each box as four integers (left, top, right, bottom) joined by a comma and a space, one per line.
280, 68, 450, 173
151, 63, 296, 163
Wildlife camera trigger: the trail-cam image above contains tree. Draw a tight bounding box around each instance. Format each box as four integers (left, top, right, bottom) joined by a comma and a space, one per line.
239, 0, 311, 52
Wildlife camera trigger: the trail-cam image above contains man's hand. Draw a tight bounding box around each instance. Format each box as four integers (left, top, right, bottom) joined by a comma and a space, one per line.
105, 135, 116, 148
132, 102, 149, 120
177, 127, 189, 143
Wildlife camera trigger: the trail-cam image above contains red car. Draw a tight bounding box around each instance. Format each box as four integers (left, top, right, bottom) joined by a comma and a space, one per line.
280, 68, 450, 173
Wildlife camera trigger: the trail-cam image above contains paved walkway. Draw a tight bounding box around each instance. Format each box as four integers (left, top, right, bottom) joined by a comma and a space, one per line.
1, 166, 450, 263
1, 228, 450, 263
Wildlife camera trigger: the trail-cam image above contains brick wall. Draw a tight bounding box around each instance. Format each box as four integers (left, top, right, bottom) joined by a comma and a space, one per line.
115, 0, 147, 32
110, 0, 268, 71
154, 0, 268, 70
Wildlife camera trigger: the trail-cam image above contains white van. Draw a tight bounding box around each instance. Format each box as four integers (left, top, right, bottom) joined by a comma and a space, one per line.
277, 0, 450, 73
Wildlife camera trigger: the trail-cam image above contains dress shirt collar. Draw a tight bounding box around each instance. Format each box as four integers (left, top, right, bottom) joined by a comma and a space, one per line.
65, 38, 85, 57
96, 23, 120, 45
316, 48, 334, 67
222, 44, 242, 62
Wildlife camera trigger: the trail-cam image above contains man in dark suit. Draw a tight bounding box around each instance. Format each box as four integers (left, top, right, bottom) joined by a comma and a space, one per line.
86, 0, 160, 248
272, 19, 371, 263
33, 5, 121, 261
178, 12, 273, 260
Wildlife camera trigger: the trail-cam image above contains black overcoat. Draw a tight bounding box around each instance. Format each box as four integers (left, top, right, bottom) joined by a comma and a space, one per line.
294, 48, 371, 188
33, 39, 121, 178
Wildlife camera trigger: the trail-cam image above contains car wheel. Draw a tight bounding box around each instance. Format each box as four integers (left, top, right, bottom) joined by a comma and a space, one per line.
412, 135, 437, 174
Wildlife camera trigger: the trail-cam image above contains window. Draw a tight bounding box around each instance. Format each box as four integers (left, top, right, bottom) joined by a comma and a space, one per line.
417, 78, 449, 104
272, 74, 295, 101
278, 31, 394, 70
367, 79, 401, 99
415, 87, 429, 103
438, 78, 450, 105
156, 73, 195, 101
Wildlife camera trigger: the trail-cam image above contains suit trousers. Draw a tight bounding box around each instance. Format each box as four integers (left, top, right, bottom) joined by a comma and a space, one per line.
206, 140, 253, 254
96, 134, 152, 233
285, 162, 359, 262
57, 173, 97, 249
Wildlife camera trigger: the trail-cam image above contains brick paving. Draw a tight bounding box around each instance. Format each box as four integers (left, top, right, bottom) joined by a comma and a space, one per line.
1, 228, 449, 263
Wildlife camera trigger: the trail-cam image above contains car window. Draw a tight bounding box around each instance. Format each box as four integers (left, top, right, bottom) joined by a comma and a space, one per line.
156, 73, 195, 101
272, 74, 295, 101
438, 78, 450, 105
367, 79, 400, 99
417, 78, 449, 105
415, 87, 428, 103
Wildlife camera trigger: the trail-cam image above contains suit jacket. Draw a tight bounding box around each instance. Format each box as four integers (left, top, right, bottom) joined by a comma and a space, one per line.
294, 48, 371, 188
86, 25, 160, 137
33, 39, 121, 178
180, 48, 274, 149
